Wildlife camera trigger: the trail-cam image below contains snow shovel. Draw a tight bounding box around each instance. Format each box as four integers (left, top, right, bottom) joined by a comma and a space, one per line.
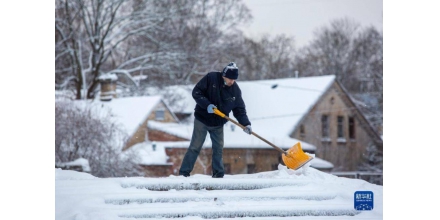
213, 108, 313, 170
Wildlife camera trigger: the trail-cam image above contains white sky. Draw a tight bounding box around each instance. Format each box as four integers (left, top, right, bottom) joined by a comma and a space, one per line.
240, 0, 383, 48
55, 165, 383, 219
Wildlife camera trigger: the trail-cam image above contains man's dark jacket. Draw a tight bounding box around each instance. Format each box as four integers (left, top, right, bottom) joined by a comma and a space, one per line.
193, 72, 251, 127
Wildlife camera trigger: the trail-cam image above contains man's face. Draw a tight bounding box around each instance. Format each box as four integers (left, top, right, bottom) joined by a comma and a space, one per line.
223, 77, 235, 86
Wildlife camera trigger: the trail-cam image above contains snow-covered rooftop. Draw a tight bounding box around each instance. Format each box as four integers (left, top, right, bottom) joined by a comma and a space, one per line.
235, 75, 335, 136
55, 157, 91, 172
56, 162, 383, 219
73, 96, 163, 137
123, 141, 171, 166
97, 73, 118, 81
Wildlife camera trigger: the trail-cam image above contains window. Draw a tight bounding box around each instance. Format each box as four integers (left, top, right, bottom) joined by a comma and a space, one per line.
321, 115, 329, 138
155, 109, 165, 120
349, 117, 355, 139
337, 116, 344, 138
247, 164, 255, 174
299, 124, 305, 137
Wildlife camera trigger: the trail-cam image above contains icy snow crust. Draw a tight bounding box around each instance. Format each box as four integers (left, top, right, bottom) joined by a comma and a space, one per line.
56, 164, 383, 220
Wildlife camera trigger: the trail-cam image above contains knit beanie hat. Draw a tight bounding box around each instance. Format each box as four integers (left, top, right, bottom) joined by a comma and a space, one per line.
222, 62, 239, 79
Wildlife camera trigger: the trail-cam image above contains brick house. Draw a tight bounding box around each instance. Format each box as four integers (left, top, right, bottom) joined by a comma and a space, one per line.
288, 78, 383, 171
149, 75, 381, 174
144, 119, 332, 176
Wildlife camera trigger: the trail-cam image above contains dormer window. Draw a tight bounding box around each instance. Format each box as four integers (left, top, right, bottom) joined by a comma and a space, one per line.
300, 124, 305, 137
155, 108, 165, 121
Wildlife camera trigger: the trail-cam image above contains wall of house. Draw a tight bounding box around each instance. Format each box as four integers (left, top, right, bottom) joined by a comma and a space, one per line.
123, 102, 179, 150
165, 148, 282, 176
291, 82, 378, 171
148, 130, 188, 142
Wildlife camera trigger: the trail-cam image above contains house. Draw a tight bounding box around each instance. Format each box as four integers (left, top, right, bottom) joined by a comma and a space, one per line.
153, 75, 381, 173
72, 95, 179, 151
144, 120, 333, 176
287, 76, 383, 171
95, 74, 180, 150
88, 74, 379, 176
98, 96, 180, 150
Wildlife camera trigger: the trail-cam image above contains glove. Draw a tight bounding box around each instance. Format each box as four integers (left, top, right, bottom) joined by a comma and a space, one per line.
207, 104, 217, 113
243, 125, 252, 135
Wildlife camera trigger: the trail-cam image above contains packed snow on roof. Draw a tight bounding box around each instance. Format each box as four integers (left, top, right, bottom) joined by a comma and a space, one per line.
56, 162, 383, 220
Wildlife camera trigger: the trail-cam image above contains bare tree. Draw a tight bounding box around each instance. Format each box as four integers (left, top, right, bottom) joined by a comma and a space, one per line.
130, 0, 253, 86
294, 18, 360, 83
55, 0, 172, 99
359, 142, 383, 185
55, 0, 252, 99
235, 34, 296, 80
55, 100, 144, 177
293, 18, 383, 134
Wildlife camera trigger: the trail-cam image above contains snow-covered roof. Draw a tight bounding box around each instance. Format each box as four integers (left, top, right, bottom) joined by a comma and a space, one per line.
56, 165, 383, 219
122, 142, 171, 166
97, 73, 118, 81
238, 75, 335, 136
146, 85, 195, 113
308, 156, 334, 169
74, 96, 163, 136
56, 158, 91, 172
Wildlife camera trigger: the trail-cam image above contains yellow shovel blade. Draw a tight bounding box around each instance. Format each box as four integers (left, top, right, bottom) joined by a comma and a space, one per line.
281, 142, 313, 170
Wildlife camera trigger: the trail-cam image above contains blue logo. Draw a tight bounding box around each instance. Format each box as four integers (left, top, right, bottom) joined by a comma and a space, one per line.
354, 191, 374, 211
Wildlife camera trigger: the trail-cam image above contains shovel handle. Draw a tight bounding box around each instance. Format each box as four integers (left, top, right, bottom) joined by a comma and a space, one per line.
213, 108, 287, 155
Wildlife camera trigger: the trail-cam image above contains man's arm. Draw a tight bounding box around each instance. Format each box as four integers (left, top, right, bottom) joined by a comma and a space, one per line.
232, 90, 251, 126
192, 74, 211, 109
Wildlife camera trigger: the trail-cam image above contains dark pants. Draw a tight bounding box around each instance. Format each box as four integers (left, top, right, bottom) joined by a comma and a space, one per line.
179, 118, 224, 177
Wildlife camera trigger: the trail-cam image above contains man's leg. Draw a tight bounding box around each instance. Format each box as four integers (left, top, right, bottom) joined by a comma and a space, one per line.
208, 125, 224, 178
179, 119, 208, 177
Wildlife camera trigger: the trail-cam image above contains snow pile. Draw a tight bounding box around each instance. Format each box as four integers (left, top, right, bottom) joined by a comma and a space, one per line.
56, 158, 91, 172
55, 168, 96, 180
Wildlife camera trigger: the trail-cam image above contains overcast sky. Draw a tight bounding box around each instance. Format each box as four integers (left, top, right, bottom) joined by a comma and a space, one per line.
240, 0, 383, 48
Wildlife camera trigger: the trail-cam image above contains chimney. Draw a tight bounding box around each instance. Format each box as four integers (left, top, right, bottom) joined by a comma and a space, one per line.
98, 73, 118, 101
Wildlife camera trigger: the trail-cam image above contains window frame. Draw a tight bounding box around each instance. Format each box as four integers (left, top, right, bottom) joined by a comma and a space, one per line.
337, 116, 344, 139
321, 115, 329, 138
349, 116, 356, 140
155, 108, 165, 121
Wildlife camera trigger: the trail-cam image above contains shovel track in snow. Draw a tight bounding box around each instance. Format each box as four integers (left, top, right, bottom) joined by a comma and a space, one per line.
105, 192, 336, 205
120, 178, 309, 191
99, 178, 363, 219
118, 208, 360, 219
